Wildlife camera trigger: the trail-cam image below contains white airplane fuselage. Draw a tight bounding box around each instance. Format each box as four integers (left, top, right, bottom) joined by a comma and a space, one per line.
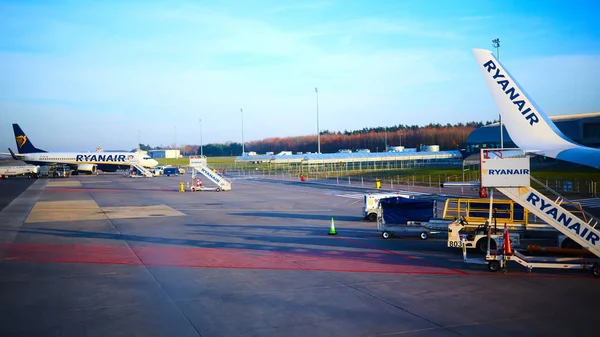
20, 152, 158, 169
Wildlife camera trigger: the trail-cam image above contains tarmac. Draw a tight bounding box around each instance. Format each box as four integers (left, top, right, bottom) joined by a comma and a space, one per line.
0, 171, 598, 337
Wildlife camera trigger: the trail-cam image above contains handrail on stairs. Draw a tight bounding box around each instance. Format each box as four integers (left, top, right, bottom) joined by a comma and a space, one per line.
530, 176, 599, 228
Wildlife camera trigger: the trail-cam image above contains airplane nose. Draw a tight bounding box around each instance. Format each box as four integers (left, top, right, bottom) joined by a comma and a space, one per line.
152, 159, 159, 167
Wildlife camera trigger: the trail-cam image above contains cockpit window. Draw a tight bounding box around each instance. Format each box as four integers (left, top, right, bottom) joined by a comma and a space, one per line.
143, 156, 151, 160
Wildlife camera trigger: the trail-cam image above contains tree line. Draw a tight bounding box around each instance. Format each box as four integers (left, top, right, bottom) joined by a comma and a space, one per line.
137, 121, 495, 156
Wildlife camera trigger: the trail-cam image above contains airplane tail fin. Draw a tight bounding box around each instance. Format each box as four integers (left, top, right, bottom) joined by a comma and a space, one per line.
471, 49, 576, 154
12, 124, 46, 154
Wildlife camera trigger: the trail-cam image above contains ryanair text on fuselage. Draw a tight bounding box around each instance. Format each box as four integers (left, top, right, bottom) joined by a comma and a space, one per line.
482, 59, 539, 126
75, 154, 128, 162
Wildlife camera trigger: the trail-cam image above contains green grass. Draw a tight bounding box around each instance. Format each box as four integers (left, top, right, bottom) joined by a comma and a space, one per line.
158, 156, 600, 187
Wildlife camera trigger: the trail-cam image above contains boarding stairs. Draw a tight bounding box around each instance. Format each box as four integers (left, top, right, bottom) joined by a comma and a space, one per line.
498, 184, 600, 258
130, 162, 154, 178
478, 148, 600, 258
189, 156, 231, 191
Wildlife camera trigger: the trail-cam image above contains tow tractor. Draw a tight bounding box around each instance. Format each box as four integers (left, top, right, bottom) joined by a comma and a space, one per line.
448, 215, 520, 253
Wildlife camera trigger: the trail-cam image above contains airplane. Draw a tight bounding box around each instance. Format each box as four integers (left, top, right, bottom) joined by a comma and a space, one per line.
6, 123, 159, 174
472, 48, 600, 169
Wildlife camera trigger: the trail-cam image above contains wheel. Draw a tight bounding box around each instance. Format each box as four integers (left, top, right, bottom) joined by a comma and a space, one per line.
367, 213, 377, 222
476, 239, 496, 254
593, 264, 600, 278
190, 187, 195, 192
561, 238, 582, 250
382, 231, 391, 239
420, 232, 428, 240
488, 260, 501, 272
216, 187, 221, 192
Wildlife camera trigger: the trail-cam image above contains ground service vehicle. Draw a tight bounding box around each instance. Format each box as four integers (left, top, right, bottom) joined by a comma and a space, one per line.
448, 216, 520, 253
376, 196, 440, 240
0, 165, 39, 179
363, 192, 414, 221
38, 165, 70, 178
163, 167, 180, 176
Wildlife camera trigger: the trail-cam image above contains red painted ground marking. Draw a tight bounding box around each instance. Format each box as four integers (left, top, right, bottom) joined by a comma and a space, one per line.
0, 243, 142, 265
0, 242, 459, 275
2, 242, 592, 279
333, 236, 470, 275
44, 188, 178, 193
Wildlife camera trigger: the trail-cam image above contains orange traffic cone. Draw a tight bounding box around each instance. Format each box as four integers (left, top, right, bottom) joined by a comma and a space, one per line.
503, 224, 513, 255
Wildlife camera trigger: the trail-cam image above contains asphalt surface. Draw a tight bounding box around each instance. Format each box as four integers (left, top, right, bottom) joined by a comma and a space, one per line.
0, 172, 598, 337
0, 177, 36, 212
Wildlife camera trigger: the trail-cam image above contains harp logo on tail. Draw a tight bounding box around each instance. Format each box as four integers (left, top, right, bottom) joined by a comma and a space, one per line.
16, 135, 27, 148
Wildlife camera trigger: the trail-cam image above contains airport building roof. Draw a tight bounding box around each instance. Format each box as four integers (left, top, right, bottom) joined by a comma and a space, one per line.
466, 111, 600, 148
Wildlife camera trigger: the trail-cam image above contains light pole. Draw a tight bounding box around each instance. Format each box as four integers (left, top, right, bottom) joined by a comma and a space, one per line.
173, 125, 177, 162
384, 127, 387, 150
241, 108, 244, 155
492, 38, 503, 148
315, 87, 320, 154
199, 118, 203, 157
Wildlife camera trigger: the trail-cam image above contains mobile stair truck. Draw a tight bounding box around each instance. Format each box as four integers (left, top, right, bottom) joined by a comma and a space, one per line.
127, 158, 154, 178
461, 149, 600, 277
188, 156, 231, 192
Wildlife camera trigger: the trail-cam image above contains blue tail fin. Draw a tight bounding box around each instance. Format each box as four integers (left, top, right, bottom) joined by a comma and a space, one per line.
13, 124, 46, 154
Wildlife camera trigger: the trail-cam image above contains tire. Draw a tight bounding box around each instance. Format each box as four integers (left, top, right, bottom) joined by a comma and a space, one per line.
592, 264, 600, 278
420, 232, 428, 240
382, 231, 391, 239
367, 213, 377, 222
216, 187, 221, 192
476, 238, 496, 254
561, 238, 582, 250
488, 260, 501, 272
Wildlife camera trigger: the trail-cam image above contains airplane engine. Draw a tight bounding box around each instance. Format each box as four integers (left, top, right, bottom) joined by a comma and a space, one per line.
77, 164, 97, 175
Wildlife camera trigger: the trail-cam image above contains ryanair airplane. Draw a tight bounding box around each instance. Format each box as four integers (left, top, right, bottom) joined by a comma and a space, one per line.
6, 124, 159, 174
473, 49, 600, 169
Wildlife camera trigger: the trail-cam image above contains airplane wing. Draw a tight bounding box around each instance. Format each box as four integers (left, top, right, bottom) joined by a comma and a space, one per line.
472, 48, 600, 169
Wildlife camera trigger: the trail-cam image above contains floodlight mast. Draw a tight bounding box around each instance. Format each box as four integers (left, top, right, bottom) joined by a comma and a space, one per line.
199, 118, 203, 156
315, 87, 320, 154
492, 38, 503, 148
241, 108, 244, 155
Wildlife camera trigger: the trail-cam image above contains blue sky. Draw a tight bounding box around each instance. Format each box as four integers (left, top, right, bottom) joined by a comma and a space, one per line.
1, 0, 599, 151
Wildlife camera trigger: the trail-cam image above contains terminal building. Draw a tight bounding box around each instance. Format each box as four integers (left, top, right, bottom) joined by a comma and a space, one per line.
148, 149, 181, 159
464, 112, 600, 154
